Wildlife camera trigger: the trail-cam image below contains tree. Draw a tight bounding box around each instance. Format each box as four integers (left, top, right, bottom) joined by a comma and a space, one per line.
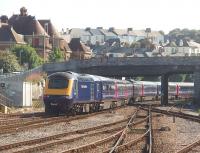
0, 51, 21, 73
11, 45, 43, 69
130, 42, 140, 48
48, 48, 64, 62
167, 28, 200, 43
159, 30, 165, 36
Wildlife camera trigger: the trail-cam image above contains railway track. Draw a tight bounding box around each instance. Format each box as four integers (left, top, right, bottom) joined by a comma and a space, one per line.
105, 107, 153, 153
1, 103, 200, 153
0, 106, 128, 135
58, 107, 151, 153
176, 138, 200, 153
0, 107, 150, 153
0, 112, 45, 119
134, 103, 200, 122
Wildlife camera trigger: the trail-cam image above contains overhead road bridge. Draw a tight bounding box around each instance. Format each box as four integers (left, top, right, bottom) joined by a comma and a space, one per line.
43, 57, 200, 105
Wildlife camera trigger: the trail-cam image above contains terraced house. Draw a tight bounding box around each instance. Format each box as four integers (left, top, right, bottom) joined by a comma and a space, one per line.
64, 27, 164, 46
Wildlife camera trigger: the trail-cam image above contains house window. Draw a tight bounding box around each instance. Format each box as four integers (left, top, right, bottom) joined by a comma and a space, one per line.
172, 48, 177, 54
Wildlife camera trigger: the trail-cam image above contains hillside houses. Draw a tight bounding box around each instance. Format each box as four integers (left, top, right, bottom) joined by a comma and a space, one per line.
0, 7, 93, 60
62, 27, 164, 46
2, 7, 200, 60
163, 39, 200, 56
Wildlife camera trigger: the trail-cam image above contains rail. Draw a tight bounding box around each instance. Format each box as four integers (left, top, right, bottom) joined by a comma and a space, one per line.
148, 106, 153, 153
176, 139, 200, 153
109, 108, 139, 153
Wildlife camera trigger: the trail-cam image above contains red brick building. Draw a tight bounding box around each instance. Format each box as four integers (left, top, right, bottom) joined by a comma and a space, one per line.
8, 7, 71, 60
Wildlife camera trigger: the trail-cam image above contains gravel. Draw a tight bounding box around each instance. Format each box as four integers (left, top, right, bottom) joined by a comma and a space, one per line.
152, 112, 200, 153
0, 106, 137, 146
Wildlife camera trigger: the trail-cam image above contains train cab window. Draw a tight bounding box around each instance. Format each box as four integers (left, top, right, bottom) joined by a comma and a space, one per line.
48, 76, 68, 89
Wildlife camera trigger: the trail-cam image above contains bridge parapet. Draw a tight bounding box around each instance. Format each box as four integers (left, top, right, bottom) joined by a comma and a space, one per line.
43, 57, 200, 72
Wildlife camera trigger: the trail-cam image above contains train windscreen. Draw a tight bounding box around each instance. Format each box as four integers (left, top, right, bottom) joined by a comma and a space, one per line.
48, 76, 68, 89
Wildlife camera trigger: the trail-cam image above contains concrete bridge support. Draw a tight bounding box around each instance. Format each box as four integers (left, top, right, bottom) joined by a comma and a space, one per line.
194, 71, 200, 105
161, 74, 169, 105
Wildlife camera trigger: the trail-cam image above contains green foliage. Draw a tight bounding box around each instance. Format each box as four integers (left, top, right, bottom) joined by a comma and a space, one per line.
169, 74, 185, 82
159, 30, 165, 35
138, 74, 193, 82
168, 28, 200, 43
0, 51, 21, 73
48, 48, 64, 62
169, 74, 193, 82
11, 45, 43, 69
184, 74, 193, 82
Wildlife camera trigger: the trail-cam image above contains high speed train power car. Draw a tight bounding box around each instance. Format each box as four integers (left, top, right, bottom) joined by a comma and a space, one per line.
43, 72, 133, 114
43, 72, 193, 114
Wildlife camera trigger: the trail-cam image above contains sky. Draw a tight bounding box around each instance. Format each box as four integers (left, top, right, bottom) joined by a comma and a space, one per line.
1, 0, 200, 33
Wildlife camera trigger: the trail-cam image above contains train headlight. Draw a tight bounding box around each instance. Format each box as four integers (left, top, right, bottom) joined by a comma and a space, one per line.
65, 95, 70, 99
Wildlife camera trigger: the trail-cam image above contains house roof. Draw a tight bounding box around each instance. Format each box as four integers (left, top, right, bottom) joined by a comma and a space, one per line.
112, 29, 127, 36
187, 41, 200, 48
128, 30, 163, 37
130, 30, 146, 37
89, 29, 103, 35
8, 15, 48, 36
99, 29, 117, 37
38, 20, 60, 38
69, 28, 91, 37
59, 39, 71, 52
148, 31, 163, 37
0, 23, 26, 44
69, 38, 91, 53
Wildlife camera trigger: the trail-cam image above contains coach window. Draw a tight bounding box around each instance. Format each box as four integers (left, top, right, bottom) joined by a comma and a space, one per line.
110, 84, 115, 95
103, 84, 108, 95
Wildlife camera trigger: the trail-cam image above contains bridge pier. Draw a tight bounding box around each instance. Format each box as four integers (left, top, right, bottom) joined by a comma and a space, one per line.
161, 74, 168, 105
194, 71, 200, 105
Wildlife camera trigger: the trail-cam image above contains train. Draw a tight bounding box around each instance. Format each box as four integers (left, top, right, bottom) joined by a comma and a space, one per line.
43, 71, 193, 115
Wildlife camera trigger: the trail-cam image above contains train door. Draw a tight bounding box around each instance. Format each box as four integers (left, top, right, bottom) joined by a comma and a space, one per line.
73, 80, 78, 100
94, 82, 102, 102
78, 81, 91, 102
90, 82, 94, 101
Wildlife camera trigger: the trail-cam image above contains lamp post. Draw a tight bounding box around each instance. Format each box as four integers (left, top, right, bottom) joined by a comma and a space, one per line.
43, 34, 45, 62
43, 23, 49, 63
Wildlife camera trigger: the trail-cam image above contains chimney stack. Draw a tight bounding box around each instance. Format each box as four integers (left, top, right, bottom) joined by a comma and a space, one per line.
85, 27, 91, 31
127, 28, 133, 32
0, 15, 8, 24
97, 27, 103, 29
108, 27, 115, 32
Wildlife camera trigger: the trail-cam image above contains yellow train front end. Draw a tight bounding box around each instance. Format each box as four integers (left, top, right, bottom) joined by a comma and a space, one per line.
43, 72, 75, 114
